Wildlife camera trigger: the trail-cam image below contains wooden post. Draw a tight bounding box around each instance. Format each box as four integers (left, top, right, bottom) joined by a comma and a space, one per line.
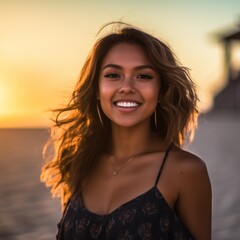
224, 40, 232, 81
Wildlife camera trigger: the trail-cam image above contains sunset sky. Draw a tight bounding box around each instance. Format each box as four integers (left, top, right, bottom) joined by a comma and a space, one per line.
0, 0, 240, 128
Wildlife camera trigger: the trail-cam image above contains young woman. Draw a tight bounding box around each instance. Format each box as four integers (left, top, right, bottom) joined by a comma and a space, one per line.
41, 22, 212, 239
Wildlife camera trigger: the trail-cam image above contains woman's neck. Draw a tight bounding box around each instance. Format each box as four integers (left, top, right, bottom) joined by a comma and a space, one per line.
110, 123, 163, 161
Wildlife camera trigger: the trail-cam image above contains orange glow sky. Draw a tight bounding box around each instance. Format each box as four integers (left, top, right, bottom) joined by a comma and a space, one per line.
0, 0, 240, 128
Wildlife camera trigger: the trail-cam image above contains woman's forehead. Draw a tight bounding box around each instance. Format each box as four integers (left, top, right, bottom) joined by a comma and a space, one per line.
101, 43, 153, 68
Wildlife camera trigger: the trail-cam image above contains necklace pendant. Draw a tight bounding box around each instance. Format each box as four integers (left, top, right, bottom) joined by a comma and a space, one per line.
113, 171, 118, 175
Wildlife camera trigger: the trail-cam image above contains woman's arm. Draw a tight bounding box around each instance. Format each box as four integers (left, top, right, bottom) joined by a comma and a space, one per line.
176, 155, 212, 240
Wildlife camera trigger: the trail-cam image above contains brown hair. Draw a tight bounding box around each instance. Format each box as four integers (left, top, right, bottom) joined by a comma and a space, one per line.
41, 22, 199, 208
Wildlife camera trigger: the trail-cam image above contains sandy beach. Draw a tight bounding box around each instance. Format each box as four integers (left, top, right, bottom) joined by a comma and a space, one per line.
0, 112, 240, 239
0, 129, 61, 240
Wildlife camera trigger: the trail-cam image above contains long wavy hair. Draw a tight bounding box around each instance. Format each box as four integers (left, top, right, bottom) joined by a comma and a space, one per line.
41, 22, 199, 208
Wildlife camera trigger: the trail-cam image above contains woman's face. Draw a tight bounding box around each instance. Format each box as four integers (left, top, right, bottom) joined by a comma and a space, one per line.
98, 43, 160, 129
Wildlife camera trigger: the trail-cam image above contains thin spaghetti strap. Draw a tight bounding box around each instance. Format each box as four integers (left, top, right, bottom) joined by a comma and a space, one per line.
154, 143, 173, 186
57, 199, 71, 240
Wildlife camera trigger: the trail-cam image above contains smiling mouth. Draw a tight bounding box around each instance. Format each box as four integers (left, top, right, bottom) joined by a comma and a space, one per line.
114, 101, 141, 108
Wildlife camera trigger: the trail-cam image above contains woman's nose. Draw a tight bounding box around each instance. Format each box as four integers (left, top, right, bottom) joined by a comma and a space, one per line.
118, 78, 136, 94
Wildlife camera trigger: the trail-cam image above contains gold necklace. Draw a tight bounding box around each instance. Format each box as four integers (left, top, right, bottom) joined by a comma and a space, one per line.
109, 155, 135, 175
109, 150, 161, 176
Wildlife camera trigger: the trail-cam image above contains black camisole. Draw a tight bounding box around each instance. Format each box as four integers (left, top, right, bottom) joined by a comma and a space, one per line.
57, 144, 195, 239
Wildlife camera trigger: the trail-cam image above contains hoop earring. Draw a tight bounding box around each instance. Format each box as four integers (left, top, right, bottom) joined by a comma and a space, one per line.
96, 104, 104, 126
154, 101, 160, 129
154, 109, 158, 129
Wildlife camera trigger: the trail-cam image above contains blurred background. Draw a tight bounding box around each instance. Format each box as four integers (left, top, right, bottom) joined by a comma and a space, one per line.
0, 0, 240, 239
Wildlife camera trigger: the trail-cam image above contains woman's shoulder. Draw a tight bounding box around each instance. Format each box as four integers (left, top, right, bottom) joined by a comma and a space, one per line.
168, 145, 212, 239
169, 145, 209, 180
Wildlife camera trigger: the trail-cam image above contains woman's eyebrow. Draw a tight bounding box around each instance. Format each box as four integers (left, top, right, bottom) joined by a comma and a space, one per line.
102, 64, 122, 70
102, 64, 155, 70
134, 65, 155, 71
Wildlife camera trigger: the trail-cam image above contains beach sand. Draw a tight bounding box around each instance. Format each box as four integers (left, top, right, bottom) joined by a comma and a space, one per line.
0, 129, 61, 240
0, 112, 239, 239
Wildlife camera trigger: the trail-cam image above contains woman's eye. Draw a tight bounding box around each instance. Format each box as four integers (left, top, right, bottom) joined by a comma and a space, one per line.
104, 73, 120, 79
137, 74, 153, 80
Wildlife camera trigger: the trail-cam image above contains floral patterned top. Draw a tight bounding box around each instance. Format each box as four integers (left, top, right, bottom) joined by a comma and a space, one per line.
57, 145, 195, 240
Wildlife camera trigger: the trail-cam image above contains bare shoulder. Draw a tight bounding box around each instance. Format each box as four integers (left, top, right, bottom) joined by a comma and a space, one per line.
168, 145, 211, 194
168, 146, 212, 239
170, 145, 208, 178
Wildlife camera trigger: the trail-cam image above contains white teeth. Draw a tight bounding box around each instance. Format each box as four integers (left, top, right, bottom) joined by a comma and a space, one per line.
116, 102, 140, 108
